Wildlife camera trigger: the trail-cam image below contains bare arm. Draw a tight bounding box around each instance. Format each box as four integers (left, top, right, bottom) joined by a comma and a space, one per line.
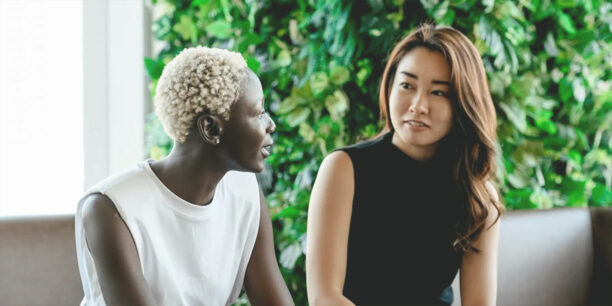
81, 193, 157, 306
244, 188, 294, 306
306, 151, 356, 306
460, 182, 501, 306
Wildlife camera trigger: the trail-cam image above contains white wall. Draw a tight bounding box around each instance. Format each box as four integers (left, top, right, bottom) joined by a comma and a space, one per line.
0, 0, 150, 215
0, 0, 84, 215
83, 0, 149, 190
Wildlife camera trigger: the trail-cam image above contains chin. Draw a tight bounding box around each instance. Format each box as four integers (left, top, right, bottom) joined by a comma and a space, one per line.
398, 131, 441, 147
232, 153, 265, 173
242, 160, 264, 173
252, 164, 265, 173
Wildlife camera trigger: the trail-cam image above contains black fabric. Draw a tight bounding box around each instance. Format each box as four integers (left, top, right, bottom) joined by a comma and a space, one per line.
337, 131, 463, 305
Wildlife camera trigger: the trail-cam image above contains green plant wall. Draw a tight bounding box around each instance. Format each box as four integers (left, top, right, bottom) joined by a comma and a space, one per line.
144, 0, 612, 304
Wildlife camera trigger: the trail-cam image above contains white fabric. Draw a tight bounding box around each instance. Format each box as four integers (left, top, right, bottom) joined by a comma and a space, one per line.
75, 160, 260, 306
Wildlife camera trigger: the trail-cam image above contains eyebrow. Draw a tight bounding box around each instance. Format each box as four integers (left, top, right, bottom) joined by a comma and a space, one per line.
400, 71, 451, 86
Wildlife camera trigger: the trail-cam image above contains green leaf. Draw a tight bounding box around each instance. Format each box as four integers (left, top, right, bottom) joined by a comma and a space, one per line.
330, 66, 350, 86
533, 109, 557, 134
205, 20, 232, 39
144, 58, 165, 80
298, 123, 316, 142
573, 79, 586, 103
559, 78, 573, 103
505, 188, 538, 209
152, 15, 172, 40
500, 102, 527, 133
533, 0, 556, 20
558, 12, 577, 34
277, 50, 292, 67
190, 0, 210, 7
149, 146, 168, 161
324, 90, 349, 120
277, 97, 299, 115
482, 0, 495, 13
288, 150, 304, 161
314, 117, 333, 138
567, 192, 588, 207
219, 0, 232, 22
539, 121, 558, 135
529, 188, 554, 209
173, 15, 197, 41
275, 206, 301, 219
279, 242, 302, 270
561, 177, 588, 206
442, 8, 456, 25
238, 33, 264, 52
432, 0, 449, 21
310, 72, 329, 96
557, 0, 579, 8
369, 29, 382, 37
592, 185, 612, 206
285, 107, 311, 127
367, 0, 384, 11
568, 150, 582, 167
507, 171, 529, 188
544, 33, 558, 56
246, 56, 261, 73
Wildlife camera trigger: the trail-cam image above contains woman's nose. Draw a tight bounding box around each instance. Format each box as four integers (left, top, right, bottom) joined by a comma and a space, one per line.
409, 92, 429, 114
266, 114, 276, 133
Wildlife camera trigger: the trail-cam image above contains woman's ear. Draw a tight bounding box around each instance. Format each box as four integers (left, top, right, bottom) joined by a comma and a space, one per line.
196, 114, 224, 145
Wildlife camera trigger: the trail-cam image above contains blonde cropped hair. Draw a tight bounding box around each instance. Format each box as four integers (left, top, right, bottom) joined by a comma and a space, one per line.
154, 47, 248, 142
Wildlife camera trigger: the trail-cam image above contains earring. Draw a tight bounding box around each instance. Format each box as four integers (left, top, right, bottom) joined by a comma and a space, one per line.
213, 138, 220, 145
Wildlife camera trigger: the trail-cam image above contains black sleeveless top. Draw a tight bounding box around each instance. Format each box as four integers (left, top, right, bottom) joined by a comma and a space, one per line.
338, 131, 463, 305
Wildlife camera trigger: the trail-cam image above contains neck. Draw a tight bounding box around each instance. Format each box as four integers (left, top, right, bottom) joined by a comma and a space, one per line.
391, 132, 439, 161
150, 142, 227, 206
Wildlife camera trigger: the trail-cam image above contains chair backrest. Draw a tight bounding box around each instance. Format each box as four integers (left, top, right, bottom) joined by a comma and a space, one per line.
0, 214, 83, 306
589, 208, 612, 305
452, 208, 598, 306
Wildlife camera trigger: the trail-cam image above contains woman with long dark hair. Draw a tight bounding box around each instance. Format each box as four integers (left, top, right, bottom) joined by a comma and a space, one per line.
306, 24, 504, 306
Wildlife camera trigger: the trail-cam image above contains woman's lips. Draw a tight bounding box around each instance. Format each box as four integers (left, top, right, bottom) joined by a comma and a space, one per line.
405, 119, 429, 127
261, 144, 272, 158
405, 119, 429, 131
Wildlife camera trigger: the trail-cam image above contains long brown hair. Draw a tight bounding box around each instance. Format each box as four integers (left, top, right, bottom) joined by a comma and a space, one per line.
378, 23, 504, 253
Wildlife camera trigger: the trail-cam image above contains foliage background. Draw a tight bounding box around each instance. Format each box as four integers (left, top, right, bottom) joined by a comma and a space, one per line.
144, 0, 612, 304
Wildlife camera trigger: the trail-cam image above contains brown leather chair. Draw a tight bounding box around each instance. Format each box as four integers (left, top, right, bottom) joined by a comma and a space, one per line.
451, 207, 612, 306
0, 214, 83, 306
1, 209, 610, 305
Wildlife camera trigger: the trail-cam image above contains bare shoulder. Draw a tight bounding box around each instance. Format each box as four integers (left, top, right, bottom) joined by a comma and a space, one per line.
80, 193, 132, 253
484, 181, 502, 226
484, 181, 499, 203
310, 150, 354, 211
318, 150, 353, 178
81, 193, 121, 228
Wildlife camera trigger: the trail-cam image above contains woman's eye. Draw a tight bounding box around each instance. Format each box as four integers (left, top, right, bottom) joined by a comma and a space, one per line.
400, 82, 413, 89
432, 90, 448, 97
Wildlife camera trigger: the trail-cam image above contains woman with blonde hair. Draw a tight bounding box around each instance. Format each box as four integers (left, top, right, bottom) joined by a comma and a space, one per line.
306, 24, 504, 306
76, 47, 294, 306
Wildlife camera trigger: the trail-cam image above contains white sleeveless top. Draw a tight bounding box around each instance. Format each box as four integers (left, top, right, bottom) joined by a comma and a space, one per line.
75, 160, 260, 306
